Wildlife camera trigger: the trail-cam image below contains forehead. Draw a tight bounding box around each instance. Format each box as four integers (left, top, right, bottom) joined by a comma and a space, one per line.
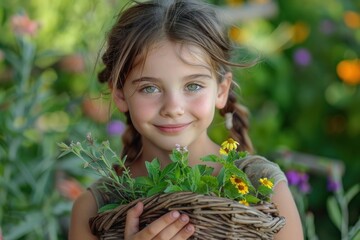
133, 40, 213, 74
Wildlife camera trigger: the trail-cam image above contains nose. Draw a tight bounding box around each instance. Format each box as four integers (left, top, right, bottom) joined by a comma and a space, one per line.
160, 92, 184, 118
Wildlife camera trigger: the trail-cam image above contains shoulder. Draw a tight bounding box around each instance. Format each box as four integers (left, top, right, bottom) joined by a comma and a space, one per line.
235, 155, 288, 187
68, 190, 98, 240
235, 154, 279, 169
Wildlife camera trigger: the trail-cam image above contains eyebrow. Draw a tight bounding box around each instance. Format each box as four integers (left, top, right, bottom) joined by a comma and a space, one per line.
131, 77, 157, 85
131, 74, 212, 85
184, 74, 212, 80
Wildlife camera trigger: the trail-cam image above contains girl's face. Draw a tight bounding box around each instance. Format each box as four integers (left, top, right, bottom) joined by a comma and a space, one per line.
114, 41, 231, 152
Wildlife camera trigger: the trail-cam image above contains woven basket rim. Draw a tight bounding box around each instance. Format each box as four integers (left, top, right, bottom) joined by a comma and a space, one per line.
90, 191, 286, 240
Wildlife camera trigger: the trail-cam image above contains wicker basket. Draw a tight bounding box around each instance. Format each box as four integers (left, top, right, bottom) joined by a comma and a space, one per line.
90, 192, 286, 240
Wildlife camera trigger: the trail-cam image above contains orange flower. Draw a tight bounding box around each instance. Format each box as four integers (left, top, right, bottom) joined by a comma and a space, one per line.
336, 59, 360, 85
344, 11, 360, 29
229, 26, 245, 43
226, 0, 244, 6
57, 178, 84, 201
291, 21, 310, 44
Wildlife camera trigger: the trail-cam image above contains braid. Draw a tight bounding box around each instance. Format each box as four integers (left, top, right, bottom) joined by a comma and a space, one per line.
219, 88, 254, 153
120, 113, 142, 163
98, 49, 114, 84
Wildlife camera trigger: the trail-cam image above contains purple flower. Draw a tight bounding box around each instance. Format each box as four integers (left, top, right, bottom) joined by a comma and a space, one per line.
286, 170, 301, 186
293, 48, 312, 67
299, 181, 311, 194
286, 170, 311, 194
107, 120, 125, 136
327, 178, 340, 192
298, 172, 309, 182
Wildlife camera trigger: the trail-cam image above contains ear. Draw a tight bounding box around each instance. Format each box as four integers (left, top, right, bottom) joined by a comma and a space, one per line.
112, 88, 129, 112
215, 72, 232, 109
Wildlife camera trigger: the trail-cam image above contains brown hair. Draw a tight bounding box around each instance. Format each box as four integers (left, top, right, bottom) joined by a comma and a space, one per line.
98, 0, 254, 162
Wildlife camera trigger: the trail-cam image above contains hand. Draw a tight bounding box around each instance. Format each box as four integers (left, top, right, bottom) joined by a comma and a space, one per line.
124, 202, 195, 240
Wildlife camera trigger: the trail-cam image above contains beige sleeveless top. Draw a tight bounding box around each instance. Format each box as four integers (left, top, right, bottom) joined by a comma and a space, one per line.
88, 155, 287, 209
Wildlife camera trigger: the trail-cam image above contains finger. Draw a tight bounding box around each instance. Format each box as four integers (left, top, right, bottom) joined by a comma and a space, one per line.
171, 223, 195, 240
137, 211, 181, 238
155, 214, 194, 240
124, 202, 144, 239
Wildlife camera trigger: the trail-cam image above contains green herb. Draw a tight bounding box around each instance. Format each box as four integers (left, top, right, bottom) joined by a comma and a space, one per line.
58, 133, 274, 211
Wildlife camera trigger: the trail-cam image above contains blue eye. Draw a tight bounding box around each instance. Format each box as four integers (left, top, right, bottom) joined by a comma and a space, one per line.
186, 83, 202, 92
142, 85, 160, 94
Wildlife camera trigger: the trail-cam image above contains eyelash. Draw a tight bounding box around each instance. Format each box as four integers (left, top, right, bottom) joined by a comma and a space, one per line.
185, 83, 203, 92
139, 82, 204, 94
140, 85, 160, 94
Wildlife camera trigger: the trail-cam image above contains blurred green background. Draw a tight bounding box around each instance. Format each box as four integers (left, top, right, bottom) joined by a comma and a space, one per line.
0, 0, 359, 239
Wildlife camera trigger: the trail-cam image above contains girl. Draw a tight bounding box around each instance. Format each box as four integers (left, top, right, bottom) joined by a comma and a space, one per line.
69, 0, 303, 239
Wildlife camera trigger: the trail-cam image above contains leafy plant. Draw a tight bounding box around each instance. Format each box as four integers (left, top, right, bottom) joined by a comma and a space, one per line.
59, 134, 275, 211
0, 14, 72, 240
327, 179, 360, 240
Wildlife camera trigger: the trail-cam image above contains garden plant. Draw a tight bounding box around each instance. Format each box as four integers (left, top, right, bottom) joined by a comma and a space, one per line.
0, 0, 359, 239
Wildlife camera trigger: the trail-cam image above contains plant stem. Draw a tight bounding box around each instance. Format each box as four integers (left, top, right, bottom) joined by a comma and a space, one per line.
333, 165, 348, 240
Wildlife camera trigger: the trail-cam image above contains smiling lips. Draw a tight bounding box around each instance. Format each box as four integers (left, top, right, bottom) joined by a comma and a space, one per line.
155, 123, 191, 134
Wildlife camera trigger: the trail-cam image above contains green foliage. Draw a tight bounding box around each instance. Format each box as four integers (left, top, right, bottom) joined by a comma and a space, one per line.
327, 184, 360, 240
0, 1, 125, 238
0, 32, 75, 239
59, 137, 274, 210
1, 0, 359, 239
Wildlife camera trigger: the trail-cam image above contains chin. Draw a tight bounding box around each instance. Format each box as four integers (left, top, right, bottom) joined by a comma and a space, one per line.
158, 139, 190, 151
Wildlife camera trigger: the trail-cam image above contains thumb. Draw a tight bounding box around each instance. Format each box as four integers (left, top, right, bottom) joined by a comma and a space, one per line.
124, 201, 144, 239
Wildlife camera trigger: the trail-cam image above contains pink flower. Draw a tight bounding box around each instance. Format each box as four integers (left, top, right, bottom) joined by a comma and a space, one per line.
58, 54, 85, 73
82, 98, 110, 123
10, 14, 40, 36
56, 178, 84, 201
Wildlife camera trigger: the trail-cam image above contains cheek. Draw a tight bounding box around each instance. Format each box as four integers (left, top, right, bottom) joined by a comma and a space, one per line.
188, 94, 216, 117
128, 97, 158, 120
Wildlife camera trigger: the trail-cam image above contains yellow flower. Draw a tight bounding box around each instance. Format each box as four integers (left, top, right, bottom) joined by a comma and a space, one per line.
230, 175, 249, 195
230, 175, 238, 185
236, 181, 249, 194
239, 199, 249, 206
221, 138, 239, 152
259, 178, 274, 189
219, 147, 228, 156
291, 21, 310, 44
